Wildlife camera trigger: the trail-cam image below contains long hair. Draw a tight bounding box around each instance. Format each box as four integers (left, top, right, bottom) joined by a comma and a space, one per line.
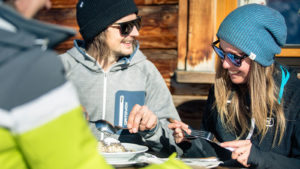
85, 31, 110, 62
85, 30, 138, 63
214, 60, 286, 145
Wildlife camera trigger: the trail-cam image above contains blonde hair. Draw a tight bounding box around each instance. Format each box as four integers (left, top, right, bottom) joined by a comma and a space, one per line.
214, 60, 285, 145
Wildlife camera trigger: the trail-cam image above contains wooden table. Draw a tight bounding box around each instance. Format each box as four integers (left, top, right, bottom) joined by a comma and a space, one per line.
115, 164, 243, 169
116, 166, 241, 169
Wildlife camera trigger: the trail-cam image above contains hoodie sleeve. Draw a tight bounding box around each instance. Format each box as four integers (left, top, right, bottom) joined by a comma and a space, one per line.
138, 60, 182, 156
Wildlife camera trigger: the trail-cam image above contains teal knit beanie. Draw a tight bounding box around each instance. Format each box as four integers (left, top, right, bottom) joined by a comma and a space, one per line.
217, 4, 287, 67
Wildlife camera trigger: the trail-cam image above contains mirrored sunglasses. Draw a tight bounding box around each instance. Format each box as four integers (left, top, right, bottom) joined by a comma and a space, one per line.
212, 40, 248, 67
111, 16, 142, 36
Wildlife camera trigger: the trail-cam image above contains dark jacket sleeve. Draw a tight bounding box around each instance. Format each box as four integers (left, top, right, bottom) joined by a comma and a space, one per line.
248, 141, 300, 169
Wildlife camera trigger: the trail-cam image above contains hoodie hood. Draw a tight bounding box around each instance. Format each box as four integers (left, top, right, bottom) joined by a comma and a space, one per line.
66, 39, 147, 72
0, 4, 75, 50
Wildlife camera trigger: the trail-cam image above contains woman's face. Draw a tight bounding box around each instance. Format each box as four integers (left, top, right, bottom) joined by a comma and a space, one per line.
219, 39, 252, 84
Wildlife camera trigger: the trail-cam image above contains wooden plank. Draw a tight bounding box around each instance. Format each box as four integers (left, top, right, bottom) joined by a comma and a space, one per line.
275, 57, 300, 66
135, 0, 178, 5
175, 70, 215, 84
276, 48, 300, 57
36, 8, 77, 26
171, 77, 212, 95
177, 0, 188, 70
51, 0, 178, 8
213, 0, 238, 69
173, 95, 207, 106
142, 49, 178, 87
186, 0, 216, 71
37, 5, 178, 50
137, 5, 178, 49
216, 0, 237, 32
51, 0, 77, 8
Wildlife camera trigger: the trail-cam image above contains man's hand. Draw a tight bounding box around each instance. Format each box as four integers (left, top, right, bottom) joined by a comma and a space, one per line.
127, 104, 157, 133
220, 140, 252, 167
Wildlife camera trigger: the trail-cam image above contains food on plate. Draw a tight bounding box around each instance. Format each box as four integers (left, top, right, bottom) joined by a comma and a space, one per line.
98, 137, 129, 153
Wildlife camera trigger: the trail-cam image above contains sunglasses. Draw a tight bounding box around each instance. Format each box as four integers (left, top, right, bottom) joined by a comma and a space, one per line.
212, 40, 248, 67
110, 16, 142, 36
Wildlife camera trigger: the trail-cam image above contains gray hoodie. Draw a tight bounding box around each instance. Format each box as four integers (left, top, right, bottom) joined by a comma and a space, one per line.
59, 40, 182, 156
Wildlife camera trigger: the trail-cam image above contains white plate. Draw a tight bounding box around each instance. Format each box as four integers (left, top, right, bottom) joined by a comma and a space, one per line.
180, 158, 222, 169
107, 160, 140, 167
99, 143, 148, 165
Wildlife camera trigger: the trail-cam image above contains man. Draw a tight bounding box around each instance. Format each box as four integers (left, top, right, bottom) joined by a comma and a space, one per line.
0, 0, 113, 168
59, 0, 182, 156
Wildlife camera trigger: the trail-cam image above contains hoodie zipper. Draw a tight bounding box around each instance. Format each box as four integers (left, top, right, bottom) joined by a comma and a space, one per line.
102, 72, 107, 120
100, 72, 108, 140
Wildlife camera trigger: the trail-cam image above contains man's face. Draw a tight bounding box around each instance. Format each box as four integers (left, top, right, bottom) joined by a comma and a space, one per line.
105, 13, 140, 57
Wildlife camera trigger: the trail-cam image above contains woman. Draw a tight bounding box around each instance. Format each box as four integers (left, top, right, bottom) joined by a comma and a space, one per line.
169, 4, 300, 169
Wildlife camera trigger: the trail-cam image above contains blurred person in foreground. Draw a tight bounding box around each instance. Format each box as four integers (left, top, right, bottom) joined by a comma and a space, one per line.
0, 0, 113, 168
0, 0, 192, 169
169, 4, 300, 169
59, 0, 181, 156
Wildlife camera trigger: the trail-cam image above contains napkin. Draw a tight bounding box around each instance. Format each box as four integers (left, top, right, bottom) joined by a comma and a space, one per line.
132, 153, 223, 169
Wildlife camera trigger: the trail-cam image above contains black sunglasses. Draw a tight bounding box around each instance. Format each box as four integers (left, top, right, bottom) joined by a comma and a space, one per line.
111, 16, 142, 36
212, 40, 248, 67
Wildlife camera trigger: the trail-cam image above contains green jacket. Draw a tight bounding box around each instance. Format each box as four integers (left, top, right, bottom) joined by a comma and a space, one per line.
0, 4, 112, 169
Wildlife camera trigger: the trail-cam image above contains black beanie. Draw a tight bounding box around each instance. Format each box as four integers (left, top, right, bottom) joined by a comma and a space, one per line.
76, 0, 138, 42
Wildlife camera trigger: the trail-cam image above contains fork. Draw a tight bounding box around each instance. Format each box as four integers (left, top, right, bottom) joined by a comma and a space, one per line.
168, 118, 210, 141
185, 129, 214, 141
188, 129, 234, 151
167, 118, 234, 151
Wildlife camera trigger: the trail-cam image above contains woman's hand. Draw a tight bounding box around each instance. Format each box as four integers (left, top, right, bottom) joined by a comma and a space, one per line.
220, 140, 252, 167
127, 104, 158, 133
168, 119, 191, 143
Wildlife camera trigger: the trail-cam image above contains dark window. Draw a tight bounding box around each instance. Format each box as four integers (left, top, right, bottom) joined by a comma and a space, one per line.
267, 0, 300, 46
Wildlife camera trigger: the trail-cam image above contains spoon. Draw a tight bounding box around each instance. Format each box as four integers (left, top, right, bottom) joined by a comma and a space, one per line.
94, 119, 127, 134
